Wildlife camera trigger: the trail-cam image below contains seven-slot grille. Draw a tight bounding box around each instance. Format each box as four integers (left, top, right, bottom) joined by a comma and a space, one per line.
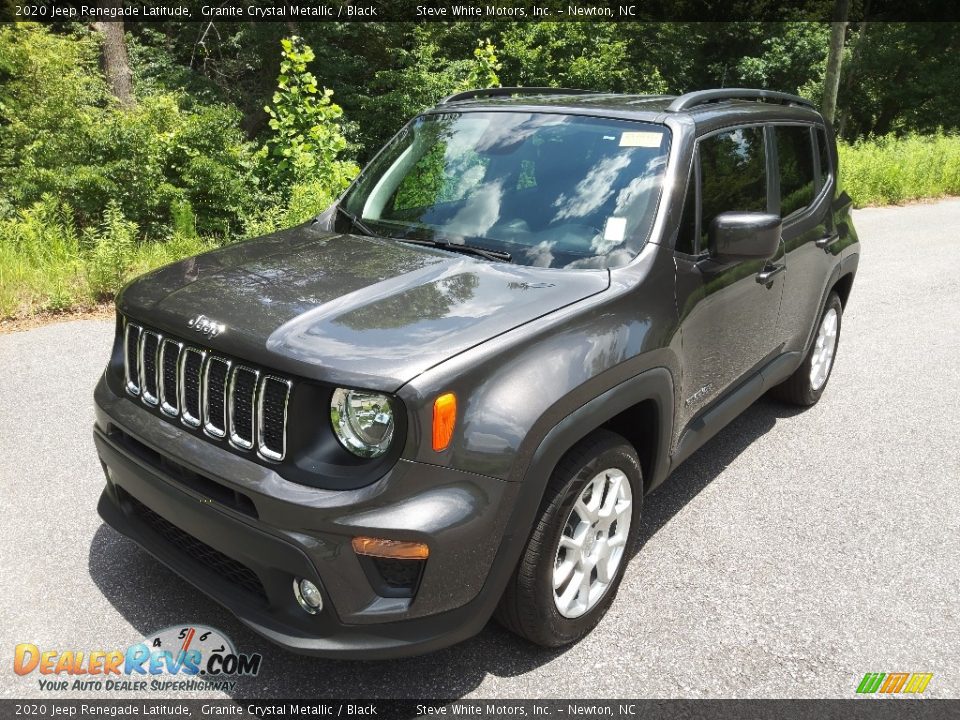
123, 321, 291, 461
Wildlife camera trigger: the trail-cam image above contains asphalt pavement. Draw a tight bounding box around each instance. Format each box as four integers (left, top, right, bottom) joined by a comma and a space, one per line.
1, 199, 958, 700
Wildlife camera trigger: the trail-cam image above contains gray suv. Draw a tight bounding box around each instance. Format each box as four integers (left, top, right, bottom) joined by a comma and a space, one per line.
94, 88, 860, 657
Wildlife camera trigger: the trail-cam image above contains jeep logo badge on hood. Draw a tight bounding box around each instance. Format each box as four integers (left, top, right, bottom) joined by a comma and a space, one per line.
187, 314, 225, 339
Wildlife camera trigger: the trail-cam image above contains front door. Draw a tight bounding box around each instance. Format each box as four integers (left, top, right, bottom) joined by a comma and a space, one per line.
674, 125, 786, 431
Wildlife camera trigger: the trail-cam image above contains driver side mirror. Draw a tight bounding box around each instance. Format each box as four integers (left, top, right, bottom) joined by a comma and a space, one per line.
708, 212, 782, 262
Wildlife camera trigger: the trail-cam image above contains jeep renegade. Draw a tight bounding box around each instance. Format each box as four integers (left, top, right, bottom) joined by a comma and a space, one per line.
94, 88, 860, 657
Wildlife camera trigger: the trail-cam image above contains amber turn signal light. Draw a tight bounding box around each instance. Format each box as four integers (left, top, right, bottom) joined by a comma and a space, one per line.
432, 392, 457, 452
351, 536, 430, 560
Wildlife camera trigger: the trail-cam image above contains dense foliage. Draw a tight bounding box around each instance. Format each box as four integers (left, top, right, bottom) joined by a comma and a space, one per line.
0, 26, 262, 239
1, 20, 959, 320
839, 133, 960, 206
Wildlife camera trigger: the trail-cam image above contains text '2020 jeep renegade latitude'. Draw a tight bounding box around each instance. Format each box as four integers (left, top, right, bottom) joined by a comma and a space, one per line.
94, 88, 859, 657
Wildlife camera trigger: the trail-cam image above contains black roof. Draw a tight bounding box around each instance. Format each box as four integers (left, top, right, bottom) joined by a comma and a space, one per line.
428, 88, 825, 130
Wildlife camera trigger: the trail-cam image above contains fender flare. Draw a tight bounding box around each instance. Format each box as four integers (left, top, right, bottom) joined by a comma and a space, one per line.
468, 367, 675, 622
520, 366, 675, 497
803, 252, 859, 356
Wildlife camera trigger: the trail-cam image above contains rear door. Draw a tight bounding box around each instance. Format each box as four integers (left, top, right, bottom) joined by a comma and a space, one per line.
774, 124, 835, 352
674, 125, 786, 427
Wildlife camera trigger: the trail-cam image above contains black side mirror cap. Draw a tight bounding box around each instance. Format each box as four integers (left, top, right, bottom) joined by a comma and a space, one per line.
709, 212, 782, 262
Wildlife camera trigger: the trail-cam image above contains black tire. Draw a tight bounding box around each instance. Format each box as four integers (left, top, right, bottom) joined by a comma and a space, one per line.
771, 292, 843, 406
495, 429, 643, 647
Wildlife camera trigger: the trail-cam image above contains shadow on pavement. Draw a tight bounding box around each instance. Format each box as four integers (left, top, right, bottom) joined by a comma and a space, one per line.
88, 397, 801, 699
635, 397, 805, 550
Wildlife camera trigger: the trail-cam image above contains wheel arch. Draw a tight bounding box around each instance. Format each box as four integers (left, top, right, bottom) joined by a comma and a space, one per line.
514, 367, 674, 509
600, 399, 662, 493
481, 367, 674, 616
431, 367, 676, 633
831, 270, 855, 308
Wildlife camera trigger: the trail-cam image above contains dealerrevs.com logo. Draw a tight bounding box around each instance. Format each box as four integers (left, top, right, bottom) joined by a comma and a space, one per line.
13, 625, 262, 693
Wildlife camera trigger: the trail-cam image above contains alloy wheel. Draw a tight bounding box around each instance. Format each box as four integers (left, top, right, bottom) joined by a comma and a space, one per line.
810, 307, 839, 391
552, 468, 633, 619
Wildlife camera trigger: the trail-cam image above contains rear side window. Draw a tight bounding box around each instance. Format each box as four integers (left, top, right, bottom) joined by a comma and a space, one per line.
698, 127, 767, 249
775, 126, 816, 216
816, 127, 832, 188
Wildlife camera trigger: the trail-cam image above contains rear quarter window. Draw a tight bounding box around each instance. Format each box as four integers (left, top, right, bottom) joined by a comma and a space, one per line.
816, 127, 833, 188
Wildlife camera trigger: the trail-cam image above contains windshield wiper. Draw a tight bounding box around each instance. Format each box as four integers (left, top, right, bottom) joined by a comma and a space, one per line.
396, 237, 512, 263
336, 210, 512, 262
335, 205, 377, 238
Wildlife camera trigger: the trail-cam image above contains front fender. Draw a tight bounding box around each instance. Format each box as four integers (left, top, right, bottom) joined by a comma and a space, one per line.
410, 366, 677, 631
397, 243, 680, 482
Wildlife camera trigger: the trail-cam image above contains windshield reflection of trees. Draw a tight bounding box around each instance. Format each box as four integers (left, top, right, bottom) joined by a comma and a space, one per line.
357, 113, 669, 270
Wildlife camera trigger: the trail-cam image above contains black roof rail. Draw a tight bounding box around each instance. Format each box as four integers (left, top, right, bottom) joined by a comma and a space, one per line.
668, 88, 816, 113
440, 87, 599, 104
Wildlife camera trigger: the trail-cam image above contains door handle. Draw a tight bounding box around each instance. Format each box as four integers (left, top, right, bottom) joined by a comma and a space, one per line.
816, 233, 840, 250
756, 263, 785, 284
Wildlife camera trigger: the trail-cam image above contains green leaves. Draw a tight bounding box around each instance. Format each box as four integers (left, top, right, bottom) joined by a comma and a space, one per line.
84, 201, 137, 300
463, 38, 502, 91
260, 36, 357, 204
0, 25, 263, 241
838, 132, 960, 207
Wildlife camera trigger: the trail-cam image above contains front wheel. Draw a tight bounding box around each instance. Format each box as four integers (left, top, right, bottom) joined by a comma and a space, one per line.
771, 292, 843, 406
495, 430, 643, 647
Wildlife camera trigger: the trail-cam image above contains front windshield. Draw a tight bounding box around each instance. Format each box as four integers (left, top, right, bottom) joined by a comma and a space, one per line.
340, 111, 671, 269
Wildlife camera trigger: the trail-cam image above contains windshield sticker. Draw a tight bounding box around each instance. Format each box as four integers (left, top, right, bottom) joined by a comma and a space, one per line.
619, 131, 663, 148
603, 217, 627, 243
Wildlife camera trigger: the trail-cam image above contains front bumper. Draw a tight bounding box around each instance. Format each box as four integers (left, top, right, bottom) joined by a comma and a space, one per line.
93, 375, 519, 658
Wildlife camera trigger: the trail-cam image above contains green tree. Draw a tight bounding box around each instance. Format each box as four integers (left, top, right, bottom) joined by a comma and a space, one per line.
260, 36, 358, 197
822, 0, 850, 124
500, 23, 666, 92
361, 30, 505, 160
462, 38, 501, 90
838, 23, 960, 138
0, 24, 262, 238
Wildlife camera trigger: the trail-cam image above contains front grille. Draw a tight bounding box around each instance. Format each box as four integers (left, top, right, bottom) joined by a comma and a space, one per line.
159, 339, 181, 416
124, 491, 267, 603
124, 320, 292, 461
258, 376, 291, 461
180, 347, 204, 427
229, 367, 258, 450
139, 331, 160, 405
203, 357, 231, 438
124, 324, 141, 395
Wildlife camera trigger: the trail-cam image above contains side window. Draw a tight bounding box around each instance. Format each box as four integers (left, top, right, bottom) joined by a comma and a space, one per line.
698, 127, 767, 251
816, 127, 833, 189
775, 126, 816, 216
675, 160, 698, 255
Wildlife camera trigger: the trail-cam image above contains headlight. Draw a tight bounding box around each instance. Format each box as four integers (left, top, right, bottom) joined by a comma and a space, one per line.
330, 388, 395, 458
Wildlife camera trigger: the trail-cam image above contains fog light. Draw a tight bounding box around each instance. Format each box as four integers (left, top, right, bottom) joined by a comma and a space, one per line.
293, 578, 323, 614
